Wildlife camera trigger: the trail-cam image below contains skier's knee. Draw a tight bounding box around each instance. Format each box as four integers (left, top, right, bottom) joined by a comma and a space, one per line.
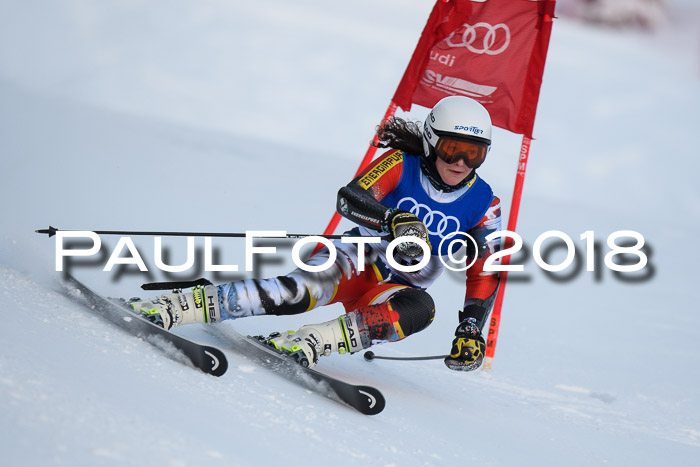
388, 288, 435, 337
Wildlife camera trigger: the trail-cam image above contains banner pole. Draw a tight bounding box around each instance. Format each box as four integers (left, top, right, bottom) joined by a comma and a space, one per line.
483, 135, 532, 369
320, 101, 398, 236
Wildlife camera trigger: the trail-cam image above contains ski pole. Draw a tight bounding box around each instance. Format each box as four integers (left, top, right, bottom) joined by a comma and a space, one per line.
363, 350, 448, 361
35, 225, 385, 241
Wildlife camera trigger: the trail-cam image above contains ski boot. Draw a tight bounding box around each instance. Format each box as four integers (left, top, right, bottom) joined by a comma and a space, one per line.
128, 285, 221, 330
266, 313, 364, 368
444, 317, 486, 371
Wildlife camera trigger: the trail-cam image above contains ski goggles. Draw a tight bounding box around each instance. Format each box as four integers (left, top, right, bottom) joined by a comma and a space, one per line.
435, 136, 489, 168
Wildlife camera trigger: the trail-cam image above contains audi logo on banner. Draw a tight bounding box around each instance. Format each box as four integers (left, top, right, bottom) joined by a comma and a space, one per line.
445, 22, 511, 55
397, 197, 461, 238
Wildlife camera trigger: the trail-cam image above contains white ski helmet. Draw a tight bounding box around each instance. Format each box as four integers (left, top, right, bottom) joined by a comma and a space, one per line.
423, 96, 492, 168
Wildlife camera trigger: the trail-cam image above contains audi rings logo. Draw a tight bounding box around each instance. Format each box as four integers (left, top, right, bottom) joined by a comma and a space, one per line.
397, 197, 461, 238
445, 22, 511, 55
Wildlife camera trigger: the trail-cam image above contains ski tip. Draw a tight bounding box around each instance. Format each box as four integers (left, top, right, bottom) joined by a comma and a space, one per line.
202, 346, 228, 377
356, 386, 385, 415
363, 350, 375, 361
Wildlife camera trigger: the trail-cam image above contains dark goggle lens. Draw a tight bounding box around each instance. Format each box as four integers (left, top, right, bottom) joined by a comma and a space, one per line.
435, 137, 488, 168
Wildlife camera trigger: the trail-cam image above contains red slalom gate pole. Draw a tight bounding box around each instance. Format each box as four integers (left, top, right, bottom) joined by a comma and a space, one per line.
483, 135, 532, 370
320, 101, 398, 236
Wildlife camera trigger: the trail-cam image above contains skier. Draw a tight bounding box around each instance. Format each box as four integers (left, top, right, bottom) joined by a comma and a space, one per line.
130, 96, 501, 371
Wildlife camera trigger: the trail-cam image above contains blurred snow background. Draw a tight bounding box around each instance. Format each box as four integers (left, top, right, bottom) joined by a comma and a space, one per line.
1, 1, 699, 465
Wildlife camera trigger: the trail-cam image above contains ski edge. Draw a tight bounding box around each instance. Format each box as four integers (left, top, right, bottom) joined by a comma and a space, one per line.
61, 274, 228, 377
232, 331, 385, 415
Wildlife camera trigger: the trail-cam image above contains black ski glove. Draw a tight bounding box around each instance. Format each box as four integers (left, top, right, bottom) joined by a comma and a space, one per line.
384, 209, 431, 259
444, 317, 486, 371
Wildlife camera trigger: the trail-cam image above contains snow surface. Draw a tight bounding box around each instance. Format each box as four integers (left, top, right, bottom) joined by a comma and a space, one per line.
1, 1, 699, 466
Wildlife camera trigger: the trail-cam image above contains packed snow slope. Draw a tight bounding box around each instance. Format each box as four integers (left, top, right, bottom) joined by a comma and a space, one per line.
1, 1, 699, 466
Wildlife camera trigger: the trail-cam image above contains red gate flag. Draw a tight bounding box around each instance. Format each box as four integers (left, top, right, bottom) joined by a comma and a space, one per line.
389, 0, 557, 367
393, 0, 556, 138
321, 2, 557, 367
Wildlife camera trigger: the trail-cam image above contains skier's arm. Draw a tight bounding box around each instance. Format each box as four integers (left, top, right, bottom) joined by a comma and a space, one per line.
461, 196, 502, 330
336, 149, 405, 232
444, 197, 501, 372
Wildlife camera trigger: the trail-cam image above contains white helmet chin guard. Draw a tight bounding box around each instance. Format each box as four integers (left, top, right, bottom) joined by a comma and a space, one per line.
422, 96, 493, 162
